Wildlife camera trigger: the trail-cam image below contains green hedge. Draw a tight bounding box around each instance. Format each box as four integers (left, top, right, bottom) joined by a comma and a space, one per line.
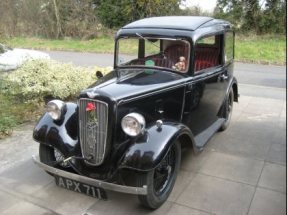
1, 59, 112, 101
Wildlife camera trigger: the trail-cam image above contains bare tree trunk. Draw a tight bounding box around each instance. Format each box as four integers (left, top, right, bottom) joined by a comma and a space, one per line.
52, 0, 62, 38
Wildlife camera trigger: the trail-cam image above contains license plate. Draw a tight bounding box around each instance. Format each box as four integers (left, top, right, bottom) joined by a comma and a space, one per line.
54, 175, 107, 200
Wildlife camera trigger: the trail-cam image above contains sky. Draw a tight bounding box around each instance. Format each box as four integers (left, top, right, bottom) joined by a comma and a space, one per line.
182, 0, 267, 12
182, 0, 217, 13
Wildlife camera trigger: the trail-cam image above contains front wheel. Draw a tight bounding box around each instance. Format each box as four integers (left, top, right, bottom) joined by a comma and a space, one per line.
219, 88, 234, 131
137, 141, 181, 209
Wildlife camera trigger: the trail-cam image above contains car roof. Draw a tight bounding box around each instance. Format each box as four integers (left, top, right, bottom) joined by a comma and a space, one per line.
122, 16, 230, 31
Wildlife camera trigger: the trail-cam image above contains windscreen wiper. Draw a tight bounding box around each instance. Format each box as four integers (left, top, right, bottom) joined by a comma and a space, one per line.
136, 33, 166, 58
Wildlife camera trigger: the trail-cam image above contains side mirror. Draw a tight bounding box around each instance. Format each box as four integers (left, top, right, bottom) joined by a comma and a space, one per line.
96, 71, 104, 79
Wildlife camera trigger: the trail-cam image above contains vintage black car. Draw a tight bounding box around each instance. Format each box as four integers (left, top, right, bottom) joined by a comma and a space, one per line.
33, 16, 238, 209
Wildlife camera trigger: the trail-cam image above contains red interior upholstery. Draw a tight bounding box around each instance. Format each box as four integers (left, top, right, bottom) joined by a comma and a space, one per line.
164, 45, 189, 65
153, 57, 174, 68
194, 46, 219, 71
129, 57, 174, 68
194, 60, 213, 71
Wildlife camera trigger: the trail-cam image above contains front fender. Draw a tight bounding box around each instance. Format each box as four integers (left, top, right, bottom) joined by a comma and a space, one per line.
119, 122, 194, 172
33, 102, 79, 157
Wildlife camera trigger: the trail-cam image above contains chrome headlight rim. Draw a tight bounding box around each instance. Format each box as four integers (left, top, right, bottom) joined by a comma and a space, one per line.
121, 112, 146, 137
46, 100, 66, 121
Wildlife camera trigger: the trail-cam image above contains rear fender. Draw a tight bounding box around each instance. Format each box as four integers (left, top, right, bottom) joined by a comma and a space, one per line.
218, 77, 239, 117
227, 77, 239, 102
232, 78, 239, 102
33, 103, 79, 157
119, 122, 195, 172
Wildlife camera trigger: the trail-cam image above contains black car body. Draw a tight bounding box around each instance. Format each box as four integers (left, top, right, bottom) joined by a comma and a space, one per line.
33, 16, 238, 209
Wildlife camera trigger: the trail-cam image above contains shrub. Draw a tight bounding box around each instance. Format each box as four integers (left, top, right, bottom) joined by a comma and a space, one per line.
1, 59, 112, 101
0, 93, 43, 139
0, 115, 17, 136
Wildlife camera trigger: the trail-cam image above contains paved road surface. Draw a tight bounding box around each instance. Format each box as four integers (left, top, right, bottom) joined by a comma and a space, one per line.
0, 51, 285, 215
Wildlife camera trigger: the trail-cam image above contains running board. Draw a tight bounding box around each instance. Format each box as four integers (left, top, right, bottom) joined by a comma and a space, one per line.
194, 118, 225, 149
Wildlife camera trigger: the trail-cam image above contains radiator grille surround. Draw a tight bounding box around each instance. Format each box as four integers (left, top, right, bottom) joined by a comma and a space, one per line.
79, 98, 108, 166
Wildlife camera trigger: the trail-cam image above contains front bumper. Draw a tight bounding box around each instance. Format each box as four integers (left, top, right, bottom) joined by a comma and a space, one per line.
32, 155, 147, 195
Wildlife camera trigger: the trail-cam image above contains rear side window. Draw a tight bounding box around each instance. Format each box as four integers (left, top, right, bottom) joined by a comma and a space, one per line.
194, 35, 221, 73
225, 32, 234, 63
197, 36, 215, 45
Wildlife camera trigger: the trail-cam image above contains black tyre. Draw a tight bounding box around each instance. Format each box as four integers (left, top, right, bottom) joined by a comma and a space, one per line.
39, 144, 71, 175
219, 88, 234, 131
137, 141, 181, 209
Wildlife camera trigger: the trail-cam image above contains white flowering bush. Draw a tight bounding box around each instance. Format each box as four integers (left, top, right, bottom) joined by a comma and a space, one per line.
1, 59, 112, 101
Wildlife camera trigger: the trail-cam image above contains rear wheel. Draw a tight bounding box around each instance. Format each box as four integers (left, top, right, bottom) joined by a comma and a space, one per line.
136, 141, 181, 209
220, 88, 234, 131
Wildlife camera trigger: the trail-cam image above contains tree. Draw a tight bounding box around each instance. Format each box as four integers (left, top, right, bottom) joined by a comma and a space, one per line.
94, 0, 182, 28
0, 0, 101, 39
214, 0, 244, 30
260, 0, 286, 34
94, 0, 131, 28
52, 0, 63, 39
241, 0, 262, 33
0, 0, 21, 37
214, 0, 286, 34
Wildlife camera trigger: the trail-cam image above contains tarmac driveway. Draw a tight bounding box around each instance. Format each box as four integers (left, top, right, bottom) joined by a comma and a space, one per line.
0, 94, 285, 215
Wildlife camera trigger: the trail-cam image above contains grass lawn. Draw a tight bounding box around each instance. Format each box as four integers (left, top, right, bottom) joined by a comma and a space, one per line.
5, 35, 286, 65
6, 37, 115, 54
235, 35, 286, 65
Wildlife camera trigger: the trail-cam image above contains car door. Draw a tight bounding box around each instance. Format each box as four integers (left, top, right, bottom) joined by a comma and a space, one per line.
183, 34, 229, 136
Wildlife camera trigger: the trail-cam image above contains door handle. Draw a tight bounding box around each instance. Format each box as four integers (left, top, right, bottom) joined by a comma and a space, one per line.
219, 74, 229, 81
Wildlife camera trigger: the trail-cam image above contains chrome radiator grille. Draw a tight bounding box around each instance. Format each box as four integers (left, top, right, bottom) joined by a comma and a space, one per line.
79, 98, 108, 166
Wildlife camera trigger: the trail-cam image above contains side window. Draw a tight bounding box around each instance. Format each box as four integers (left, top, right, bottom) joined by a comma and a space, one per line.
194, 35, 221, 73
225, 32, 234, 63
197, 36, 215, 45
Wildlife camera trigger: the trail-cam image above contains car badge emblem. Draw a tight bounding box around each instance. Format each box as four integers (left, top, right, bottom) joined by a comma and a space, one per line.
87, 91, 99, 98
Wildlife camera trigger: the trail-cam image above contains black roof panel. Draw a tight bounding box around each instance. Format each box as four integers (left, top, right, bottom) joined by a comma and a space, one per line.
122, 16, 215, 31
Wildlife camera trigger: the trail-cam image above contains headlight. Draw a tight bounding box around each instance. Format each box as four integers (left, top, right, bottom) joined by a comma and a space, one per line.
46, 100, 66, 120
121, 113, 146, 137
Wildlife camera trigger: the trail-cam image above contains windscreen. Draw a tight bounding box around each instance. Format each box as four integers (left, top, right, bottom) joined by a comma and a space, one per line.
116, 36, 190, 74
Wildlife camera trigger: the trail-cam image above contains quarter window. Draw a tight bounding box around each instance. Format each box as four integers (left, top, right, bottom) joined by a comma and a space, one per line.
194, 35, 221, 73
225, 32, 234, 63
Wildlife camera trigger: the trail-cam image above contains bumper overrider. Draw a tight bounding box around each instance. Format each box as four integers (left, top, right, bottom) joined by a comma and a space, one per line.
32, 155, 147, 196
